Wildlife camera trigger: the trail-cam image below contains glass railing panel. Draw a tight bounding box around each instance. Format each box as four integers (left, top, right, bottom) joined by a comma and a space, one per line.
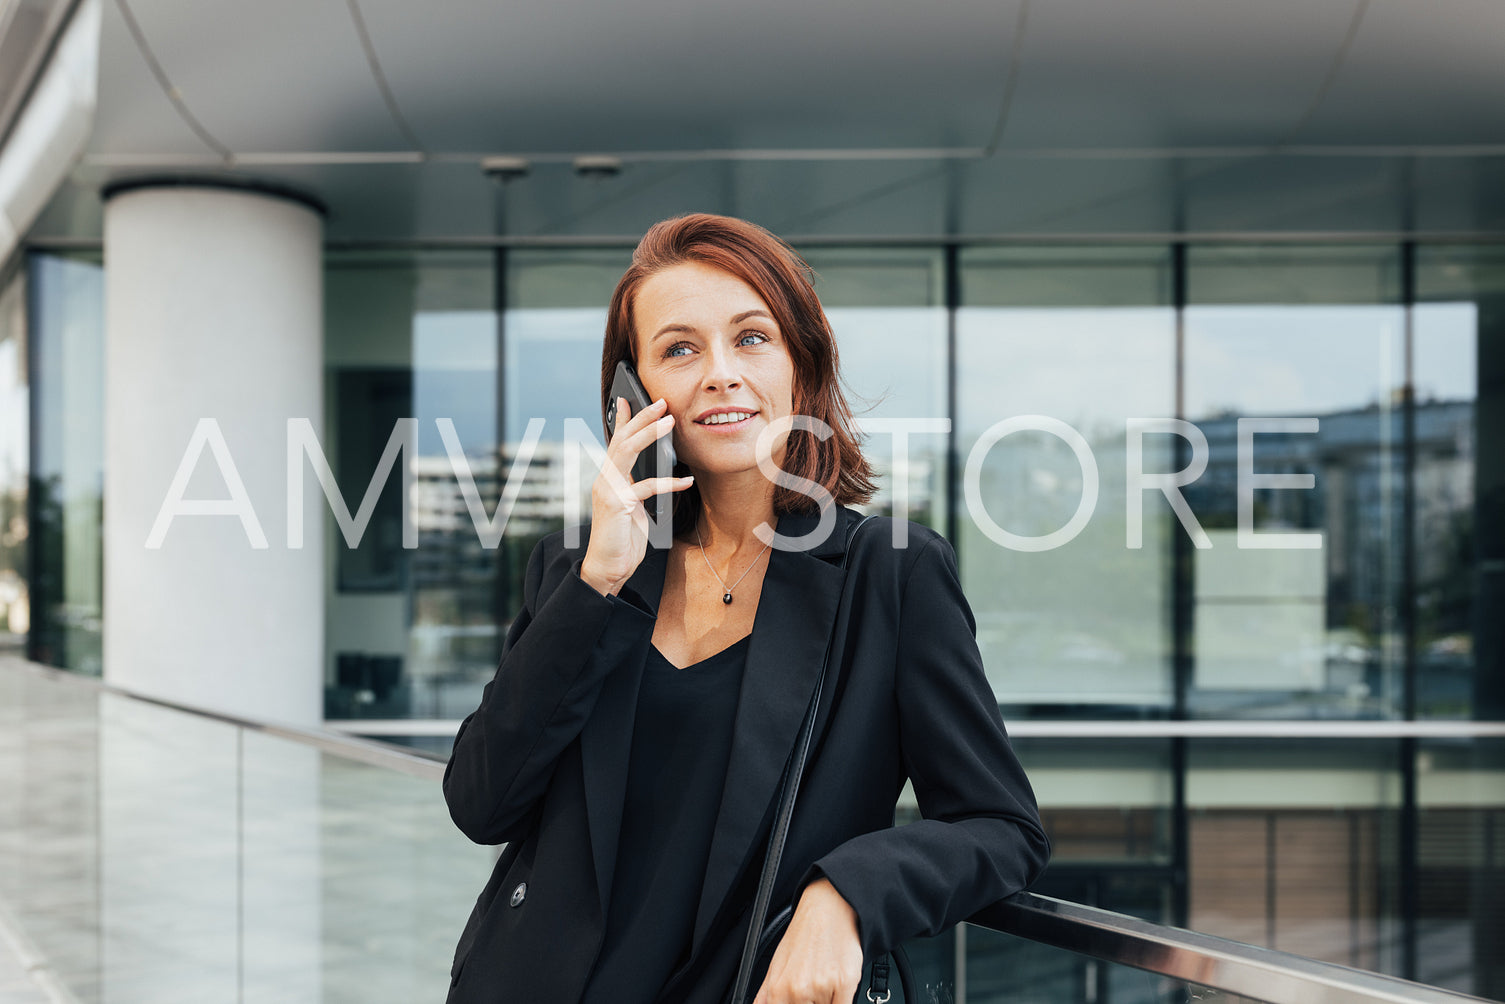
1, 660, 495, 1003
97, 692, 243, 1001
963, 922, 1274, 1004
1013, 736, 1176, 868
239, 731, 322, 1002
305, 742, 489, 1002
1416, 737, 1504, 997
1185, 737, 1405, 978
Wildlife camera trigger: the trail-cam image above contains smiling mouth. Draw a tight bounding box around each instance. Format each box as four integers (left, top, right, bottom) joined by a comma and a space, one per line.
695, 411, 758, 426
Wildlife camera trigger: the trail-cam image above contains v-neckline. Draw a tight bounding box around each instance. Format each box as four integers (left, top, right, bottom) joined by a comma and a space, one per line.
649, 633, 752, 671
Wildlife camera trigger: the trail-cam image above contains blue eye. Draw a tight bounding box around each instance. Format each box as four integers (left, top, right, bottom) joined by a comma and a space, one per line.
664, 332, 767, 359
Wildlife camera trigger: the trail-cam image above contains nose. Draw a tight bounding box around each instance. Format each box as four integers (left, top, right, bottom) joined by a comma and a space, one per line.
701, 337, 741, 392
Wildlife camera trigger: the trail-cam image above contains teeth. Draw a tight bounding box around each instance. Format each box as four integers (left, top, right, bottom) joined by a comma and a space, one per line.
700, 412, 754, 425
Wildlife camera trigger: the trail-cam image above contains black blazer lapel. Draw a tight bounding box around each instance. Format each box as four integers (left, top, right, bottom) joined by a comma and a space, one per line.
689, 506, 856, 955
578, 540, 669, 913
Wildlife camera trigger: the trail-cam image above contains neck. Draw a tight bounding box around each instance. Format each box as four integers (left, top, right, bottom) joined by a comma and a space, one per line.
691, 471, 777, 555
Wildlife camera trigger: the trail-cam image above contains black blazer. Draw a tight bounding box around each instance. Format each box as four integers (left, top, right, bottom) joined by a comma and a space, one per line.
443, 505, 1050, 1004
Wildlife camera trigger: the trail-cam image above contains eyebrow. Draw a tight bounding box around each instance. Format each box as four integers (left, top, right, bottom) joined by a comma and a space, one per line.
652, 309, 775, 343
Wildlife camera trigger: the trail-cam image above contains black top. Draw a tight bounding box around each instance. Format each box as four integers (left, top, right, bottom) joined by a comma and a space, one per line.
579, 634, 751, 1004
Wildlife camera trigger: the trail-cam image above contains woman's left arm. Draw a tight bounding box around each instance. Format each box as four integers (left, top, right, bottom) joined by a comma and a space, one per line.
795, 532, 1052, 960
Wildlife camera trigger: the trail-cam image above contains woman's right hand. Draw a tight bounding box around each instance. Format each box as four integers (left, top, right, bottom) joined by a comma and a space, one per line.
578, 395, 694, 597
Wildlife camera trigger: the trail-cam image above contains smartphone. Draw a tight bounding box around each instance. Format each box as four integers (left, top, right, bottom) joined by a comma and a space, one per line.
606, 360, 679, 522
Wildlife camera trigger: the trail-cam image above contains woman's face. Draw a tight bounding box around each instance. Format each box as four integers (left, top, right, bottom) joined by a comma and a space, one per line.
631, 260, 796, 481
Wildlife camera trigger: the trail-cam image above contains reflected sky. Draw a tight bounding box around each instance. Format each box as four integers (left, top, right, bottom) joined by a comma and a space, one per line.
1414, 302, 1479, 403
504, 307, 607, 446
827, 306, 947, 423
412, 310, 497, 456
956, 307, 1175, 438
1185, 305, 1405, 419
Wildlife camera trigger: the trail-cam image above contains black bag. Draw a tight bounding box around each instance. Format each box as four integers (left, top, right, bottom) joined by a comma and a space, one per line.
726, 513, 917, 1004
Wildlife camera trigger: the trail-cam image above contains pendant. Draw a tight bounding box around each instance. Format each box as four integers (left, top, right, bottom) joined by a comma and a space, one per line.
723, 592, 734, 604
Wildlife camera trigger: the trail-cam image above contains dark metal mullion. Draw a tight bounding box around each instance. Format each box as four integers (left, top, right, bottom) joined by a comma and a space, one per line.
493, 246, 511, 667
1402, 239, 1418, 721
1349, 810, 1362, 968
21, 251, 59, 669
1171, 241, 1190, 719
1399, 735, 1418, 981
945, 243, 957, 550
1266, 811, 1278, 949
23, 252, 41, 665
1399, 239, 1420, 982
1170, 242, 1191, 929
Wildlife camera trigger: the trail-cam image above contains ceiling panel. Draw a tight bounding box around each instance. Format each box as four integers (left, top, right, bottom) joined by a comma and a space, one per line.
999, 0, 1363, 149
1178, 155, 1409, 233
94, 0, 410, 154
25, 0, 1505, 243
1411, 156, 1505, 232
1296, 0, 1505, 144
29, 149, 1505, 245
87, 0, 214, 155
958, 156, 1180, 234
355, 0, 1024, 152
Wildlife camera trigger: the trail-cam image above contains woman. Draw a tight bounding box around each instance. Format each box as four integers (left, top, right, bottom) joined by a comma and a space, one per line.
444, 213, 1049, 1004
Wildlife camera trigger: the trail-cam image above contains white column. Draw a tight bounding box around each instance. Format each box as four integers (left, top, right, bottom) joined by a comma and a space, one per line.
103, 183, 324, 726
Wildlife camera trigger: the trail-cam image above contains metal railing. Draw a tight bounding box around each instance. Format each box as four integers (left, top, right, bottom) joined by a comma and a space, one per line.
1, 655, 1495, 1004
14, 656, 450, 781
970, 893, 1492, 1004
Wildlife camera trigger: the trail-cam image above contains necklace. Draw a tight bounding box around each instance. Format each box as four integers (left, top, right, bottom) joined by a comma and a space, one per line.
696, 522, 773, 604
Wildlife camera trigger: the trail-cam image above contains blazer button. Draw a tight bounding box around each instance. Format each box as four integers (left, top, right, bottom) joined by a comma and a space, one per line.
510, 882, 527, 907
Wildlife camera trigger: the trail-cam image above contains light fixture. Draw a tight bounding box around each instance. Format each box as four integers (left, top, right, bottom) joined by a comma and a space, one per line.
480, 156, 530, 183
572, 155, 622, 179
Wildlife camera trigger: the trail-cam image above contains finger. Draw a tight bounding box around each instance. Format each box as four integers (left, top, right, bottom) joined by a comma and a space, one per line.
612, 395, 667, 442
749, 975, 777, 1004
624, 411, 675, 454
607, 396, 630, 446
630, 474, 694, 501
607, 395, 649, 447
609, 412, 676, 476
751, 948, 784, 1004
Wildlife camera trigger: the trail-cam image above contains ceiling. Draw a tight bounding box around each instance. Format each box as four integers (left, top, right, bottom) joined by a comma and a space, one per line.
23, 0, 1505, 243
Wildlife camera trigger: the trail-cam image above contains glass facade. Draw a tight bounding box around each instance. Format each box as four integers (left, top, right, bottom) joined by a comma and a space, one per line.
958, 247, 1176, 711
25, 251, 103, 675
309, 242, 1498, 729
323, 249, 501, 722
1183, 246, 1407, 719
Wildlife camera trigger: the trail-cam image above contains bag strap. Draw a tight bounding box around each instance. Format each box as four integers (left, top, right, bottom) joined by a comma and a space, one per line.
728, 511, 876, 1004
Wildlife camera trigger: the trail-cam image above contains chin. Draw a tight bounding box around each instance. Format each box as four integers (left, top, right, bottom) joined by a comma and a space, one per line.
682, 454, 762, 480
